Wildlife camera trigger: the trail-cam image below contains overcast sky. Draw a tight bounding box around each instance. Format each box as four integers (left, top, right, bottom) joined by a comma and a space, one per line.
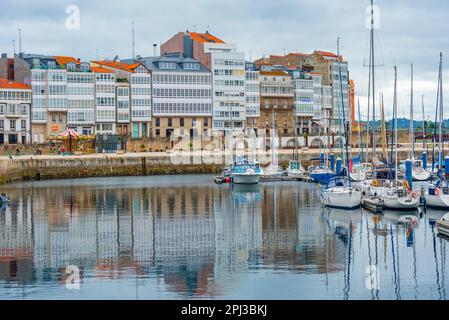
0, 0, 447, 120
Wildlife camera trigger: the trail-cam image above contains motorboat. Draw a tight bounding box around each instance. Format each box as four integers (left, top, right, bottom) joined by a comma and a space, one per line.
285, 160, 304, 178
321, 176, 361, 209
229, 156, 262, 185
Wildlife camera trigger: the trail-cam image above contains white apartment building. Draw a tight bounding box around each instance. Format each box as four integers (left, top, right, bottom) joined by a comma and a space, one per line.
331, 60, 350, 130
93, 68, 116, 134
245, 62, 260, 133
92, 61, 152, 139
115, 83, 131, 136
292, 71, 314, 134
0, 78, 31, 145
204, 43, 246, 132
30, 59, 68, 143
130, 67, 152, 138
66, 61, 96, 135
137, 54, 212, 138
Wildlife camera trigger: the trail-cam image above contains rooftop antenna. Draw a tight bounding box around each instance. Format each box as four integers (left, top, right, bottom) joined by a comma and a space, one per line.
132, 21, 135, 59
18, 28, 22, 53
206, 25, 210, 33
249, 50, 252, 61
12, 40, 16, 55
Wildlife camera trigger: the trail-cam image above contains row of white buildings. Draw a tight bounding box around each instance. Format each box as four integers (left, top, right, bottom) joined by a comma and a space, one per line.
0, 31, 353, 145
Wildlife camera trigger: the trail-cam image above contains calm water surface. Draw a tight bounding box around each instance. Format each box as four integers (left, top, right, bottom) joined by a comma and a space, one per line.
0, 175, 447, 300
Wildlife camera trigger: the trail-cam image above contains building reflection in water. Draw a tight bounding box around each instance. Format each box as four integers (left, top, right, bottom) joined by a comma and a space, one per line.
0, 177, 448, 299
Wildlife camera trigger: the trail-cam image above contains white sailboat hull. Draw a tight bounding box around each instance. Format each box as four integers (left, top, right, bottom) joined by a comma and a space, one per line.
412, 168, 431, 181
382, 193, 419, 210
425, 194, 449, 208
322, 187, 361, 209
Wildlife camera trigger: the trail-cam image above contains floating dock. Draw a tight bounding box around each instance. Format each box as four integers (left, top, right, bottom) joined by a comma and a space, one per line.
362, 197, 383, 213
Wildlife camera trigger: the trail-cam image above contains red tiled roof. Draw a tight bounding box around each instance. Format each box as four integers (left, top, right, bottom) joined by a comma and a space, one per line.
55, 56, 79, 66
90, 66, 114, 74
315, 51, 338, 58
260, 71, 290, 76
92, 60, 141, 72
189, 32, 224, 44
0, 78, 31, 90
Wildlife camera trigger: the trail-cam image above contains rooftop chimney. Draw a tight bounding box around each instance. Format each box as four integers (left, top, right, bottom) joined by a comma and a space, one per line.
153, 44, 157, 57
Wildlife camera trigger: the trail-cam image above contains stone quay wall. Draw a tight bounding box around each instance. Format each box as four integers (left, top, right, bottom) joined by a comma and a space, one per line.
0, 146, 428, 184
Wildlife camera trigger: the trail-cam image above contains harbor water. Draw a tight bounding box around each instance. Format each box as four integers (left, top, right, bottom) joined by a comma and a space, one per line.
0, 175, 447, 300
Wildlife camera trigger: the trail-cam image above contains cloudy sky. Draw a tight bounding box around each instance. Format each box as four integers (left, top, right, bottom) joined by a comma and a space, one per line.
0, 0, 447, 120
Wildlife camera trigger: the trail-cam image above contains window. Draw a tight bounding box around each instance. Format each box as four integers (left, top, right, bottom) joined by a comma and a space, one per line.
155, 129, 160, 136
0, 120, 3, 130
21, 120, 26, 131
155, 118, 160, 127
204, 118, 208, 127
21, 105, 28, 115
168, 118, 172, 127
180, 118, 184, 127
10, 120, 16, 130
52, 113, 56, 122
0, 104, 5, 115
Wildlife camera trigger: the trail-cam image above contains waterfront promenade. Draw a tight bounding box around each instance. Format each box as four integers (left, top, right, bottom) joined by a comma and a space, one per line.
0, 144, 432, 184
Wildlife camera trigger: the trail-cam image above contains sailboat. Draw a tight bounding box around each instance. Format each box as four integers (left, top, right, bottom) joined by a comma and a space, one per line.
381, 66, 419, 210
309, 88, 335, 184
286, 111, 305, 178
262, 107, 284, 178
321, 38, 361, 209
350, 99, 373, 182
403, 63, 431, 181
425, 53, 449, 208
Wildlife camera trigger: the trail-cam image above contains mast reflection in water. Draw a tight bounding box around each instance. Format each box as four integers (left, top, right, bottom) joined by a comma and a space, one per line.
0, 175, 447, 299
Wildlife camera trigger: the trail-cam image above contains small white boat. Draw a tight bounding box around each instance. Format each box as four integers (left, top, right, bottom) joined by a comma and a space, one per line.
437, 213, 449, 237
231, 171, 260, 185
285, 160, 304, 178
229, 156, 262, 185
321, 176, 361, 209
262, 164, 284, 178
425, 183, 449, 208
381, 187, 420, 210
399, 159, 431, 181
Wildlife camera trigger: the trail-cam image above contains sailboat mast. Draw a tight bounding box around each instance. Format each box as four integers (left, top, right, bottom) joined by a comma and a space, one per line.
394, 67, 398, 181
410, 63, 415, 159
422, 95, 426, 150
337, 38, 351, 177
370, 0, 376, 159
381, 93, 387, 162
389, 67, 397, 183
358, 98, 364, 163
438, 53, 443, 170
